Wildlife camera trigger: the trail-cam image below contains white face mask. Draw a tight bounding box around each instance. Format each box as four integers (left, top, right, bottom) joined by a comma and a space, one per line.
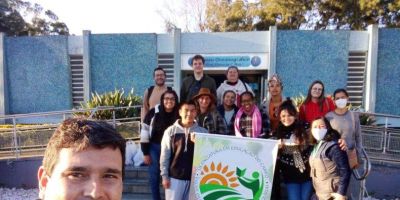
312, 128, 327, 141
335, 98, 347, 109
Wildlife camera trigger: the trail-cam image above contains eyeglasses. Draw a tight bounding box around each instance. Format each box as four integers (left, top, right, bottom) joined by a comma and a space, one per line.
164, 97, 176, 101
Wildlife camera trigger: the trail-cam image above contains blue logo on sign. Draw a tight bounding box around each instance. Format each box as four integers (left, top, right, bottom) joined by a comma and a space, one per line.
251, 56, 261, 66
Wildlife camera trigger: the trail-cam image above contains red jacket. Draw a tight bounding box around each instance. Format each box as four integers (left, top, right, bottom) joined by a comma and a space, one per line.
299, 97, 335, 123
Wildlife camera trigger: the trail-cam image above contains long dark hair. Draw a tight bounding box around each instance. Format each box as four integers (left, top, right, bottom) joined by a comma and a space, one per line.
276, 98, 307, 145
310, 116, 341, 144
152, 90, 179, 132
304, 80, 326, 112
159, 90, 179, 115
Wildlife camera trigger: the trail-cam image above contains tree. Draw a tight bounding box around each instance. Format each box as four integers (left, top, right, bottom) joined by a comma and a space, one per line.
0, 0, 69, 36
158, 0, 207, 32
255, 0, 314, 30
203, 0, 400, 31
205, 0, 256, 32
314, 0, 400, 30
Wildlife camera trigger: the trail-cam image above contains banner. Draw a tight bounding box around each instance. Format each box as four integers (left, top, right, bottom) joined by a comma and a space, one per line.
190, 133, 279, 200
181, 53, 268, 70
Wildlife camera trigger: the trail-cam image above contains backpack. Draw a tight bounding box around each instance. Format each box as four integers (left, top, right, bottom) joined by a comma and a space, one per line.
147, 86, 172, 107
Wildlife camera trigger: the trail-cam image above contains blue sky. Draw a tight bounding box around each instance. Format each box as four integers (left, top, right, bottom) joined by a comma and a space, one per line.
28, 0, 167, 35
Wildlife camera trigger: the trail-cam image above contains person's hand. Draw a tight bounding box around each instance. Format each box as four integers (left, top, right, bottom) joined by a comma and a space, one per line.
278, 139, 283, 149
331, 193, 347, 200
143, 155, 151, 165
338, 139, 348, 151
162, 178, 171, 189
190, 132, 196, 143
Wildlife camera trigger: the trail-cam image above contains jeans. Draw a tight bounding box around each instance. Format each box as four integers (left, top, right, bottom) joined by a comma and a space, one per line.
286, 180, 312, 200
148, 143, 161, 200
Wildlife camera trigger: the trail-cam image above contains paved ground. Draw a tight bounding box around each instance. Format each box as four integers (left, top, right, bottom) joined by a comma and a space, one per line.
366, 163, 400, 199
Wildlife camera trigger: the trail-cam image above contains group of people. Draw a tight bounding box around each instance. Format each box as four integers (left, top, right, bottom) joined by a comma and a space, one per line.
35, 54, 362, 200
139, 54, 363, 200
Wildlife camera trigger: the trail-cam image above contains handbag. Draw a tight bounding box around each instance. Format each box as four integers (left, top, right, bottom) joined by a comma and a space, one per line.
348, 112, 359, 169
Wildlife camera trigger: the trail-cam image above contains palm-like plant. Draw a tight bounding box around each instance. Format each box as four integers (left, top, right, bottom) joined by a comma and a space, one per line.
78, 88, 142, 120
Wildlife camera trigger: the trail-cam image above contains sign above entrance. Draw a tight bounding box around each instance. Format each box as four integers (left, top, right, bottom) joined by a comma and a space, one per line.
181, 53, 268, 71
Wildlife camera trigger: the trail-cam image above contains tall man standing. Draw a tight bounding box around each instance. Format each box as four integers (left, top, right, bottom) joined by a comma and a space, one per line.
180, 55, 216, 102
141, 67, 171, 121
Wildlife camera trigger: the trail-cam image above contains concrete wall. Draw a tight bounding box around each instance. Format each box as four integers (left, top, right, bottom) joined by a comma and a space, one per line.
89, 34, 157, 96
375, 29, 400, 115
0, 157, 42, 188
5, 36, 72, 114
276, 30, 350, 98
181, 31, 269, 53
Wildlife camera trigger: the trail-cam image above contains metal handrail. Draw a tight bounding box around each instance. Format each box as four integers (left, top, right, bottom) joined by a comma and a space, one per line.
0, 105, 142, 120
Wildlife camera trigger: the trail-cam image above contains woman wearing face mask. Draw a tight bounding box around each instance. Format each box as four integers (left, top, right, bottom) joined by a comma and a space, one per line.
326, 88, 363, 168
276, 98, 313, 200
299, 80, 335, 124
310, 117, 351, 200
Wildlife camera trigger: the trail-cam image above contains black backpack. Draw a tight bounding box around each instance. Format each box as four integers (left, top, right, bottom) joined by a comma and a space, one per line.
147, 86, 172, 107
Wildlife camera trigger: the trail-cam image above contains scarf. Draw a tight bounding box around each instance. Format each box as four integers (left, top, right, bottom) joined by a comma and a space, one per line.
234, 105, 262, 138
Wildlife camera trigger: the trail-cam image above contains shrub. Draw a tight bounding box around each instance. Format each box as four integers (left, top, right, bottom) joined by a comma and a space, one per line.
78, 88, 142, 120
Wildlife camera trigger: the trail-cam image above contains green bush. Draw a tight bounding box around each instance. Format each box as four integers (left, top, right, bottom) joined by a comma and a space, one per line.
292, 94, 306, 111
78, 88, 142, 120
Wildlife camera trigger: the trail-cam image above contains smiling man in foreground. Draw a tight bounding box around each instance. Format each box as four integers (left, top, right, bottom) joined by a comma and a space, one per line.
37, 118, 126, 200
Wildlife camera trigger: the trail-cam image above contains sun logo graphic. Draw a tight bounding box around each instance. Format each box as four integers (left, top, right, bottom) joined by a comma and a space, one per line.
198, 162, 264, 200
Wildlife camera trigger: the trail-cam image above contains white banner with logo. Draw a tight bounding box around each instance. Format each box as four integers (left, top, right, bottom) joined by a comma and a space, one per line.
190, 133, 279, 200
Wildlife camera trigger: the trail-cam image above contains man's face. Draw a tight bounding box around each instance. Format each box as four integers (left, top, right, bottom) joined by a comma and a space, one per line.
154, 70, 166, 86
192, 59, 204, 74
179, 104, 197, 125
38, 147, 123, 200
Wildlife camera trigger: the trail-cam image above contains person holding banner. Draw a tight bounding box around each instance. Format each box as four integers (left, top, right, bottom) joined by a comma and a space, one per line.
160, 100, 208, 200
234, 91, 270, 138
193, 88, 228, 135
276, 98, 313, 200
309, 117, 351, 200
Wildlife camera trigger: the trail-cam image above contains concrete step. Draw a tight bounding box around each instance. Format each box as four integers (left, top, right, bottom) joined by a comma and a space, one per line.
124, 165, 149, 179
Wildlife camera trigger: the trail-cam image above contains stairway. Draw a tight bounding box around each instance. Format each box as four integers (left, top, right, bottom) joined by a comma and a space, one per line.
123, 165, 165, 200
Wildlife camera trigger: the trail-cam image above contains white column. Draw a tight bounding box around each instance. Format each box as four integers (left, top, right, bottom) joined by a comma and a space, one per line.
268, 26, 277, 79
0, 33, 8, 120
365, 25, 378, 112
83, 30, 91, 102
173, 28, 181, 97
265, 26, 278, 100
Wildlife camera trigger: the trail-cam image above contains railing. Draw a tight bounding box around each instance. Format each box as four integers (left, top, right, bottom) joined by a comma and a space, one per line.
0, 106, 142, 159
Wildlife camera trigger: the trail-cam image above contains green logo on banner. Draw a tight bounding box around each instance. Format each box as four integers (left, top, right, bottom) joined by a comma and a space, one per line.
199, 162, 264, 200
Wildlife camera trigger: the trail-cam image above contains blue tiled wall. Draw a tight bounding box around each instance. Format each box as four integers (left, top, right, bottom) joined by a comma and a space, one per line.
376, 29, 400, 115
90, 34, 157, 96
276, 31, 350, 98
5, 36, 71, 114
